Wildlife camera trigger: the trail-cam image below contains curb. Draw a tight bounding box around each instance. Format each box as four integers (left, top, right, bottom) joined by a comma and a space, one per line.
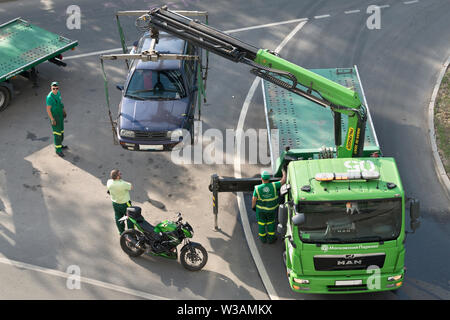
428, 54, 450, 199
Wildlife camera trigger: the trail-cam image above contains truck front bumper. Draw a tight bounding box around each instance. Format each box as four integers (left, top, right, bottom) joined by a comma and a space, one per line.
288, 268, 405, 294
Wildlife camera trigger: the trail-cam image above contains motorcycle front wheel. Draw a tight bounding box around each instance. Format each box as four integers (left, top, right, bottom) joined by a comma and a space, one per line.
180, 243, 208, 271
120, 229, 145, 257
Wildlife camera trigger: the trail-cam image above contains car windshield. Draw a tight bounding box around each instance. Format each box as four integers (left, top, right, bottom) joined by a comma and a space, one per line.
296, 198, 402, 244
125, 69, 186, 100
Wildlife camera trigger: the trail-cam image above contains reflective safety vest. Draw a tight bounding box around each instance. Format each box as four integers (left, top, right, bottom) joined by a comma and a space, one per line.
253, 181, 281, 213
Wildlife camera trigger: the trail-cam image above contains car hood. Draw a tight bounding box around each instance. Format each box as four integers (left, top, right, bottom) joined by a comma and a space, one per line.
120, 96, 188, 131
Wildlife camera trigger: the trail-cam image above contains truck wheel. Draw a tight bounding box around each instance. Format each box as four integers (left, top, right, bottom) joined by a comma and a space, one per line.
0, 86, 11, 112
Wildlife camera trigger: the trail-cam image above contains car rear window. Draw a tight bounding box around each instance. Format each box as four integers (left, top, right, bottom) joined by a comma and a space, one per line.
125, 69, 186, 100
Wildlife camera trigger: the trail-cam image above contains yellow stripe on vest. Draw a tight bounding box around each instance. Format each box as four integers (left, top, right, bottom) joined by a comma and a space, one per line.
256, 204, 279, 211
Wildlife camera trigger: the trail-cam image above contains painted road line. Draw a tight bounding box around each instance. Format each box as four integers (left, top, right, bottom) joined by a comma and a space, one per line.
378, 5, 391, 9
314, 14, 331, 19
345, 9, 361, 14
404, 0, 419, 4
234, 20, 308, 301
224, 18, 308, 34
0, 257, 170, 300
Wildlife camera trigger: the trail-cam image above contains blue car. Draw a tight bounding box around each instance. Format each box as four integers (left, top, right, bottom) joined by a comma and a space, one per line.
116, 32, 201, 151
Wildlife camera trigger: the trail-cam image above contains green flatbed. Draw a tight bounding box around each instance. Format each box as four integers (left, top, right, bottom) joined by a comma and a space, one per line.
0, 18, 78, 110
262, 66, 380, 171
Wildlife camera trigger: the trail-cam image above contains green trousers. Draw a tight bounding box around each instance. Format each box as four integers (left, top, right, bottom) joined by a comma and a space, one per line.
51, 115, 64, 153
113, 201, 134, 234
256, 210, 276, 243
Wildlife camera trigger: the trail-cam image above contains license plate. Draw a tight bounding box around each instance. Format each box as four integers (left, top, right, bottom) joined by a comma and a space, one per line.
140, 144, 163, 151
335, 280, 363, 286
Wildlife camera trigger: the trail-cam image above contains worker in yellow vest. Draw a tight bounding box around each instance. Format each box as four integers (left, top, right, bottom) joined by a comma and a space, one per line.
252, 169, 286, 243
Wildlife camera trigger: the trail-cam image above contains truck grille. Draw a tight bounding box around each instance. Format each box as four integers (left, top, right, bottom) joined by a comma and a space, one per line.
327, 284, 368, 292
133, 131, 167, 140
313, 253, 385, 271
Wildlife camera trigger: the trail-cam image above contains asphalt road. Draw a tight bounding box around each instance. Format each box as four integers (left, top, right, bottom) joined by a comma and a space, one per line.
0, 0, 449, 300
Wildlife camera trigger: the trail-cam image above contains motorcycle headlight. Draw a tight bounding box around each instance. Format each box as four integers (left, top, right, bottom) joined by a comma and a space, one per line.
120, 129, 135, 138
167, 128, 184, 142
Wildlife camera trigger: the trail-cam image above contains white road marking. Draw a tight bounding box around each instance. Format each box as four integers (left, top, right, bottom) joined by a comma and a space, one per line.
378, 5, 391, 9
234, 20, 308, 301
0, 257, 170, 300
404, 0, 419, 4
224, 18, 308, 34
345, 9, 361, 14
314, 14, 331, 19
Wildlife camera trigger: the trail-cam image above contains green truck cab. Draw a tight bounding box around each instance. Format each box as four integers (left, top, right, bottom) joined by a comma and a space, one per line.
279, 158, 409, 293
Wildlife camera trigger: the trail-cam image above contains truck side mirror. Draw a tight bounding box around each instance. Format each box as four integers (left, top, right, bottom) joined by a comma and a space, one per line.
410, 198, 420, 220
277, 204, 288, 235
292, 213, 305, 226
409, 198, 420, 232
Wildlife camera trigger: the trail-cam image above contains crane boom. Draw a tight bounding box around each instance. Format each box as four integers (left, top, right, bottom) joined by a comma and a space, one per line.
134, 6, 368, 158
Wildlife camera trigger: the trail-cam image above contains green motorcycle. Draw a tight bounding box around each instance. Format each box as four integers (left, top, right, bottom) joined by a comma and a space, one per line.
118, 206, 208, 271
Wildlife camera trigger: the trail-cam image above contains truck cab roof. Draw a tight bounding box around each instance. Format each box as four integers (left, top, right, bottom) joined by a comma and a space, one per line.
288, 157, 404, 203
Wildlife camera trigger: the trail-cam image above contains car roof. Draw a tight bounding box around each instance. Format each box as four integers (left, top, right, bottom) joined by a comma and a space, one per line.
134, 32, 185, 71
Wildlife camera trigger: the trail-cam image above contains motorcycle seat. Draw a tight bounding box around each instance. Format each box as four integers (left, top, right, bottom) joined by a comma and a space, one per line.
140, 220, 156, 234
127, 206, 145, 222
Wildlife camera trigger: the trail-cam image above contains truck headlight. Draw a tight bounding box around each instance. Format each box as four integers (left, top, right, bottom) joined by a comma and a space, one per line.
293, 278, 309, 284
168, 128, 184, 142
388, 275, 403, 281
120, 129, 135, 138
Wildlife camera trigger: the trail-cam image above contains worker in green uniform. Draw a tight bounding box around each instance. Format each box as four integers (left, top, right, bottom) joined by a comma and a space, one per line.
252, 169, 286, 243
46, 82, 67, 157
107, 169, 134, 235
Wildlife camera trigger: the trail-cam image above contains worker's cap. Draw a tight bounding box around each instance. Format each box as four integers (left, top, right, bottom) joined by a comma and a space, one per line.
51, 81, 59, 87
261, 171, 271, 180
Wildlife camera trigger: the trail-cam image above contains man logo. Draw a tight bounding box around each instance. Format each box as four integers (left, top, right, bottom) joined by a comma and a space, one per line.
337, 259, 363, 266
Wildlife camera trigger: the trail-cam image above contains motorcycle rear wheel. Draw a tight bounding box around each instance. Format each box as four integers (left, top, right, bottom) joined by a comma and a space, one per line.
180, 243, 208, 271
120, 229, 145, 257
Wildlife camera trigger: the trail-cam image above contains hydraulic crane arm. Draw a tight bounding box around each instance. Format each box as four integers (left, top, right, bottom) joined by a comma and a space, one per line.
132, 6, 368, 158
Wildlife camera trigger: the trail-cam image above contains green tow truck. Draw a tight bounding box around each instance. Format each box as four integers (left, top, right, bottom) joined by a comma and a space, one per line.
0, 18, 78, 111
262, 68, 420, 293
120, 7, 421, 294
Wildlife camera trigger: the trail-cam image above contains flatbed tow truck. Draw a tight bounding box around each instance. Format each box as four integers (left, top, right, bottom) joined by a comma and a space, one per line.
0, 18, 78, 111
107, 6, 421, 294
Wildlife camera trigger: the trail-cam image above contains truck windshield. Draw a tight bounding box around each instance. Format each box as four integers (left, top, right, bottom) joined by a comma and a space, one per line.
296, 198, 402, 244
126, 69, 186, 100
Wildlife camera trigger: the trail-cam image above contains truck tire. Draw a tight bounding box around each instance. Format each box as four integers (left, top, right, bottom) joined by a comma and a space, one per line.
0, 86, 11, 112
